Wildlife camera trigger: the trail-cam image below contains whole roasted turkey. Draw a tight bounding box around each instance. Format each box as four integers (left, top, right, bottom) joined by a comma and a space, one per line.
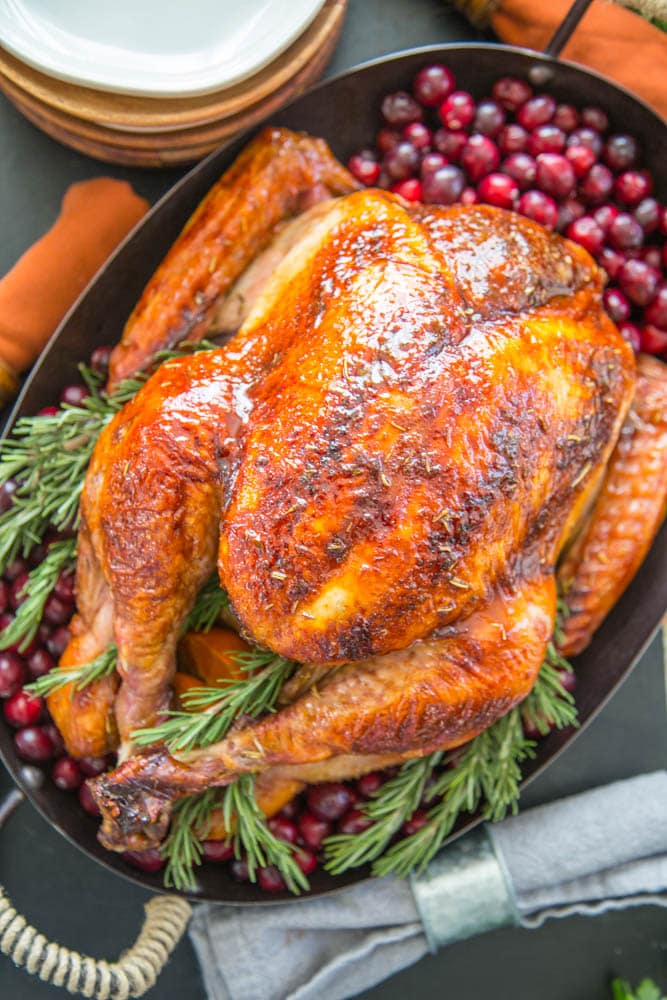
47, 129, 667, 852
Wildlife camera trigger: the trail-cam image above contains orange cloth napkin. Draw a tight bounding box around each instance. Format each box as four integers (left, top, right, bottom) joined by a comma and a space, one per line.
488, 0, 667, 121
0, 178, 148, 403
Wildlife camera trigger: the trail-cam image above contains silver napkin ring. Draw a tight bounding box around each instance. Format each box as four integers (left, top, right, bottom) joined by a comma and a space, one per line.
410, 826, 520, 951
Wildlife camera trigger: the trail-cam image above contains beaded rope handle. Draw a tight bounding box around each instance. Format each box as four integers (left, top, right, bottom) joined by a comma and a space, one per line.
0, 790, 192, 999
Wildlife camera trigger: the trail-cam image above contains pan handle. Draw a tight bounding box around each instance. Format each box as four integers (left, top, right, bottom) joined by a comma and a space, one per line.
543, 0, 595, 57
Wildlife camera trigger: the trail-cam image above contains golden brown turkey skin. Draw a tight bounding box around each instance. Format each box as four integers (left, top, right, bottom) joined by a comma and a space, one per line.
558, 353, 667, 654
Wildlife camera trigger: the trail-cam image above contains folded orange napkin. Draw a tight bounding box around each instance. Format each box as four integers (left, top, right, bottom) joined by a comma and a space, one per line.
0, 178, 148, 405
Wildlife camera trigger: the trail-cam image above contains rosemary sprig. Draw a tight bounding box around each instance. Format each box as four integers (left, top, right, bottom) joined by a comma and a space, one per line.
0, 538, 75, 652
162, 788, 222, 891
182, 576, 228, 633
131, 650, 296, 753
25, 644, 118, 697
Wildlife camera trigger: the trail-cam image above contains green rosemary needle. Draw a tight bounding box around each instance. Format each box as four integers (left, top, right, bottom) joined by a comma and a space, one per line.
0, 538, 75, 653
162, 788, 222, 891
25, 645, 118, 697
182, 576, 228, 633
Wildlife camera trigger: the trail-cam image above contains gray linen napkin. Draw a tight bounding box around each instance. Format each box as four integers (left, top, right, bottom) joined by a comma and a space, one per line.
189, 771, 667, 1000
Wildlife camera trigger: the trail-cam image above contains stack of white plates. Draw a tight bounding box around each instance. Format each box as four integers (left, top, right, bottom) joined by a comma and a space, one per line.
0, 0, 347, 165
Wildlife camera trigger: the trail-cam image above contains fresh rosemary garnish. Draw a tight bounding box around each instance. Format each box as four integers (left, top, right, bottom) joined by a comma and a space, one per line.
131, 650, 296, 753
0, 538, 75, 653
25, 645, 118, 697
162, 788, 222, 891
182, 575, 228, 633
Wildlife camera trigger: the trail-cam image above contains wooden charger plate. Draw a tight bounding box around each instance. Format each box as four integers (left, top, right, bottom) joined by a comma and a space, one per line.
0, 0, 347, 133
0, 10, 345, 167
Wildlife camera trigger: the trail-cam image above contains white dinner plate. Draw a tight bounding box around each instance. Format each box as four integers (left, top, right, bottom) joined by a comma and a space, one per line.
0, 0, 325, 97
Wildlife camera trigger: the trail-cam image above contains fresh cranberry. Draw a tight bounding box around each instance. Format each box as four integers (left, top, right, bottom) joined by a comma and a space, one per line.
413, 64, 455, 107
501, 153, 536, 190
603, 134, 638, 171
567, 127, 603, 157
579, 163, 614, 204
492, 76, 532, 111
381, 91, 423, 127
642, 247, 662, 270
229, 857, 250, 882
535, 153, 576, 200
661, 206, 667, 237
75, 755, 108, 778
640, 324, 667, 354
27, 543, 48, 569
53, 569, 76, 604
614, 170, 653, 206
609, 213, 644, 251
90, 345, 113, 375
384, 142, 420, 181
257, 865, 286, 893
557, 199, 585, 232
43, 722, 65, 756
555, 668, 577, 694
566, 217, 605, 256
59, 385, 91, 407
307, 782, 354, 822
553, 104, 579, 132
337, 808, 373, 835
422, 165, 465, 205
460, 186, 478, 205
402, 124, 430, 152
37, 406, 59, 417
645, 284, 667, 330
618, 259, 660, 306
5, 557, 27, 582
516, 94, 555, 130
522, 713, 551, 741
420, 152, 447, 177
0, 479, 18, 514
0, 580, 8, 614
376, 128, 401, 154
357, 771, 384, 797
580, 106, 608, 132
565, 144, 596, 178
4, 689, 43, 727
528, 124, 565, 156
15, 725, 56, 761
461, 135, 500, 182
42, 594, 73, 627
25, 647, 55, 680
593, 204, 619, 233
433, 128, 467, 162
473, 100, 505, 138
603, 287, 631, 323
348, 154, 381, 186
498, 124, 528, 156
0, 651, 26, 698
598, 247, 626, 279
277, 797, 301, 821
477, 173, 518, 209
268, 815, 299, 844
202, 840, 234, 863
439, 91, 476, 131
391, 178, 422, 202
295, 847, 319, 875
402, 809, 429, 836
663, 243, 667, 271
46, 626, 70, 658
78, 782, 101, 817
618, 321, 641, 353
518, 190, 558, 228
633, 197, 661, 233
123, 849, 165, 873
297, 810, 332, 850
52, 756, 83, 790
9, 571, 30, 610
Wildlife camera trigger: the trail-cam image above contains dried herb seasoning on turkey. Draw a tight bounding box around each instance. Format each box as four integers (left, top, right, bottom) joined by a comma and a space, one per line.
1, 119, 666, 894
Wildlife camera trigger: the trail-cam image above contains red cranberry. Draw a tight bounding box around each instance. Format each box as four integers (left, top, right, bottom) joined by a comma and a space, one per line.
297, 810, 332, 850
517, 94, 555, 130
603, 134, 638, 171
558, 199, 585, 235
579, 163, 614, 204
77, 755, 109, 777
59, 384, 91, 407
460, 186, 478, 205
295, 848, 318, 876
603, 287, 631, 323
9, 571, 30, 610
25, 647, 55, 680
528, 124, 565, 156
535, 153, 576, 200
0, 479, 18, 514
27, 542, 48, 569
461, 135, 500, 182
661, 206, 667, 236
0, 651, 26, 698
565, 144, 596, 178
593, 204, 619, 233
277, 797, 301, 821
640, 324, 667, 354
46, 626, 71, 658
43, 722, 65, 756
439, 91, 476, 131
5, 557, 27, 581
90, 345, 113, 375
501, 153, 536, 190
663, 243, 667, 271
420, 152, 447, 176
422, 165, 465, 205
633, 197, 661, 233
598, 247, 626, 279
618, 259, 660, 306
642, 247, 662, 270
356, 771, 384, 797
477, 173, 518, 209
556, 668, 577, 694
42, 594, 73, 627
123, 849, 164, 873
37, 406, 59, 417
580, 106, 608, 132
518, 190, 558, 229
381, 91, 423, 127
403, 123, 432, 152
614, 170, 653, 206
391, 178, 422, 202
609, 213, 644, 251
202, 840, 234, 863
53, 569, 76, 604
376, 128, 401, 154
522, 713, 551, 741
567, 127, 603, 157
553, 104, 579, 132
433, 128, 466, 162
4, 689, 43, 727
78, 782, 101, 817
52, 756, 83, 790
338, 808, 373, 835
644, 284, 667, 330
618, 321, 641, 353
413, 64, 455, 107
348, 154, 381, 186
257, 865, 286, 893
307, 782, 354, 822
14, 725, 56, 761
268, 815, 299, 844
402, 809, 429, 836
566, 217, 605, 256
498, 123, 528, 155
384, 141, 420, 181
492, 76, 532, 111
473, 100, 505, 138
0, 580, 8, 613
229, 857, 250, 882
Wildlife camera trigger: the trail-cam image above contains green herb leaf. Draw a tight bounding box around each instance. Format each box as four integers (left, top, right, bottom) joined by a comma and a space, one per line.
182, 575, 228, 633
162, 788, 222, 891
611, 978, 666, 1000
0, 538, 75, 653
25, 644, 118, 697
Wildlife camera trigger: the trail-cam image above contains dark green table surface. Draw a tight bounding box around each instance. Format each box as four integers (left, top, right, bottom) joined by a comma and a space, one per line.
1, 1, 666, 997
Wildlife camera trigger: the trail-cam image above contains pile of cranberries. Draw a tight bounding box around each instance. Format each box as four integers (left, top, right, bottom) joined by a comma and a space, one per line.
347, 64, 667, 358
